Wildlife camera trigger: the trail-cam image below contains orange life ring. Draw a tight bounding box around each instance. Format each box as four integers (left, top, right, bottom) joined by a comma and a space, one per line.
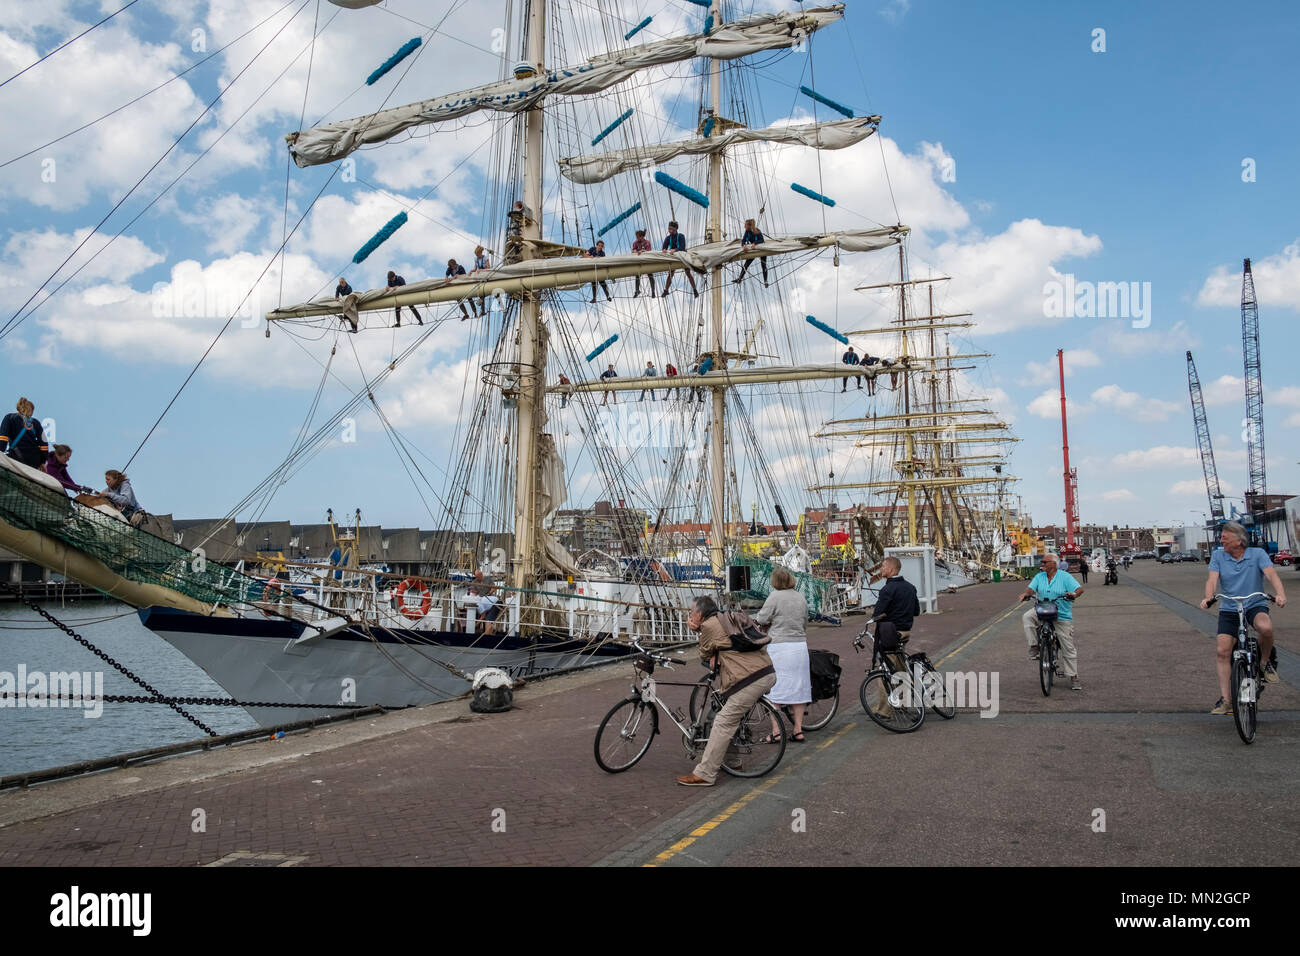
394, 578, 432, 619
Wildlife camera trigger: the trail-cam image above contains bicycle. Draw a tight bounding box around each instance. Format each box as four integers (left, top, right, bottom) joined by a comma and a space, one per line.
1021, 592, 1076, 697
686, 647, 840, 733
851, 622, 926, 733
593, 643, 787, 776
1207, 591, 1277, 745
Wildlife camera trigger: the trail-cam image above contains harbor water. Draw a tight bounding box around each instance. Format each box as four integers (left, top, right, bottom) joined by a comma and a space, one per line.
0, 601, 257, 778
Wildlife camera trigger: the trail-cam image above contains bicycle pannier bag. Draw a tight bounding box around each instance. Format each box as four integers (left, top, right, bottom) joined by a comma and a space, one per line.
808, 649, 841, 700
874, 620, 902, 651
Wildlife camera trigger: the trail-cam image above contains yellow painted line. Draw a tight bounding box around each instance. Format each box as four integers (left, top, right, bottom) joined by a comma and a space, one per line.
644, 721, 857, 866
936, 603, 1021, 667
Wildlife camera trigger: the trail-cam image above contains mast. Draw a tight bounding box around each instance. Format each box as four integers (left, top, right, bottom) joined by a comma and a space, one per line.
898, 244, 916, 544
707, 0, 726, 576
1058, 348, 1078, 553
512, 0, 546, 590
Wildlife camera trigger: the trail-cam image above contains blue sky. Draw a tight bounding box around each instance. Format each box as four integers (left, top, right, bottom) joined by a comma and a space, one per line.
1, 0, 1297, 537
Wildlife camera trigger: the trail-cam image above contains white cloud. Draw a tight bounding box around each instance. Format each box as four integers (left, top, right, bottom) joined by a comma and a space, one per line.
1089, 384, 1180, 423
1170, 478, 1236, 497
1096, 319, 1198, 358
1102, 489, 1135, 502
1201, 373, 1243, 406
1027, 388, 1087, 420
1112, 446, 1199, 469
880, 0, 912, 24
1196, 240, 1300, 311
1021, 348, 1101, 386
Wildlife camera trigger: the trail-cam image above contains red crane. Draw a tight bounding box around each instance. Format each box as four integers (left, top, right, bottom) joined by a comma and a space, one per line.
1058, 349, 1082, 570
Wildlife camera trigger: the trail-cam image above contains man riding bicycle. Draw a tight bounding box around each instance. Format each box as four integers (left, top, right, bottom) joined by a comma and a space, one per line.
1198, 521, 1287, 715
1019, 553, 1085, 691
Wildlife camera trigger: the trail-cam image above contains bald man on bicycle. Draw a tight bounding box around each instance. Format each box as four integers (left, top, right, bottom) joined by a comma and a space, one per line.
1199, 521, 1287, 715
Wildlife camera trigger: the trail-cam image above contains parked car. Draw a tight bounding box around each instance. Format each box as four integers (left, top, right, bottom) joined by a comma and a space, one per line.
1274, 550, 1294, 567
1182, 552, 1203, 562
1159, 552, 1177, 564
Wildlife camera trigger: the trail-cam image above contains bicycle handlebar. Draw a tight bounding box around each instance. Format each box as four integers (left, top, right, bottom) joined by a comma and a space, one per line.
1207, 592, 1275, 608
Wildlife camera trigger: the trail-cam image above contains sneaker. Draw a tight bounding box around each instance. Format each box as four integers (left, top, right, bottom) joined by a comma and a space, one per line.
1028, 645, 1040, 660
1264, 663, 1280, 684
1210, 697, 1233, 716
1069, 676, 1081, 691
676, 773, 714, 787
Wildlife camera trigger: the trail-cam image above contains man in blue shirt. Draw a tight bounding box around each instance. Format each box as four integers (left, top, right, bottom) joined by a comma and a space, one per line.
334, 277, 357, 333
639, 360, 658, 402
585, 239, 612, 303
1019, 553, 1085, 690
1199, 521, 1287, 714
385, 270, 422, 327
599, 363, 618, 406
659, 221, 699, 297
443, 259, 470, 319
841, 345, 862, 392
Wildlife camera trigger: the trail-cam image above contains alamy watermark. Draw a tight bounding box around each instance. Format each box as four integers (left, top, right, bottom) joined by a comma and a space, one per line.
591, 404, 705, 459
0, 666, 105, 718
1042, 274, 1151, 328
888, 667, 1000, 718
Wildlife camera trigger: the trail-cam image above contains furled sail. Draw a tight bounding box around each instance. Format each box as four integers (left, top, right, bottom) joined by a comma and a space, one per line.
287, 5, 846, 167
558, 116, 879, 184
268, 225, 905, 322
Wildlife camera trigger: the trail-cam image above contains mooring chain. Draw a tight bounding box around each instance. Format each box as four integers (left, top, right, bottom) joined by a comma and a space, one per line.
1, 581, 219, 736
0, 693, 363, 709
0, 583, 367, 724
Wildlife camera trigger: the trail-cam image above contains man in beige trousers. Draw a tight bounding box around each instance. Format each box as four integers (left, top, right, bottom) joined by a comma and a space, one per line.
677, 596, 777, 786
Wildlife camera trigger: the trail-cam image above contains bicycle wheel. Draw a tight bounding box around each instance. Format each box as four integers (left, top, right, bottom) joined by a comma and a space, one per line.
594, 697, 659, 772
800, 689, 840, 731
721, 697, 786, 777
1039, 627, 1054, 697
860, 669, 925, 733
1231, 657, 1257, 745
688, 682, 711, 724
920, 660, 956, 719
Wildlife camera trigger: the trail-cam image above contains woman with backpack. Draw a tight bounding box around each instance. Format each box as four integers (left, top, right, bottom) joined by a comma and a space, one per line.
755, 566, 811, 742
0, 397, 49, 469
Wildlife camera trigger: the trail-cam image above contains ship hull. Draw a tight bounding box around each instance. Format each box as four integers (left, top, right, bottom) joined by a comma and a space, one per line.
139, 607, 633, 727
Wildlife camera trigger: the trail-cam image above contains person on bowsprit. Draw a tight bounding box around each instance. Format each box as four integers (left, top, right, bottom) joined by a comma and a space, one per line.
734, 217, 769, 286
41, 444, 94, 495
639, 360, 658, 402
664, 361, 679, 400
0, 397, 49, 469
841, 345, 862, 392
631, 229, 656, 297
1200, 521, 1288, 715
333, 277, 358, 333
860, 352, 880, 395
676, 595, 776, 787
1019, 552, 1084, 691
471, 245, 491, 316
660, 221, 699, 298
384, 270, 422, 328
756, 567, 810, 743
100, 469, 142, 520
585, 239, 613, 303
599, 363, 618, 405
442, 259, 470, 320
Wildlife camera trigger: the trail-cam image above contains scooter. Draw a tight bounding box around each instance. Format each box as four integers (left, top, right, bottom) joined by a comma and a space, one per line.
1103, 560, 1119, 586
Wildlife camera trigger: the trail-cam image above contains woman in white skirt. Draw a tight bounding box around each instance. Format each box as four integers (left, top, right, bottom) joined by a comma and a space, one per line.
755, 567, 810, 742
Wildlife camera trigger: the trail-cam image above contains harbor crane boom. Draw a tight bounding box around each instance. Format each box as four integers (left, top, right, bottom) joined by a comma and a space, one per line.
1186, 351, 1226, 524
1241, 258, 1267, 517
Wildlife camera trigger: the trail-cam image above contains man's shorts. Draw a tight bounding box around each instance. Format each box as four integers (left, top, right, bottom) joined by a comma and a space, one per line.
1218, 606, 1266, 637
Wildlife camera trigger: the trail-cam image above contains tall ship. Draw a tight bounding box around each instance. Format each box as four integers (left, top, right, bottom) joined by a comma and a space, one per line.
0, 0, 1011, 726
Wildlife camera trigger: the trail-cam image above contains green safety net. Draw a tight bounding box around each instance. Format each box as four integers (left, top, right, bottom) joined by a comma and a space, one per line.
732, 553, 837, 618
0, 465, 285, 610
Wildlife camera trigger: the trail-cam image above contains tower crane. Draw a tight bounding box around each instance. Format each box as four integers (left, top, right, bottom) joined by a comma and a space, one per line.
1186, 351, 1226, 525
1241, 258, 1266, 517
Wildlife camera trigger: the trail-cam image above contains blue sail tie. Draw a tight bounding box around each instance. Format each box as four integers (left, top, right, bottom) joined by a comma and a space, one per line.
592, 108, 634, 146
655, 171, 709, 208
805, 315, 849, 345
586, 334, 619, 362
799, 85, 855, 119
791, 183, 835, 207
598, 202, 642, 237
366, 38, 422, 86
352, 212, 408, 264
624, 16, 652, 40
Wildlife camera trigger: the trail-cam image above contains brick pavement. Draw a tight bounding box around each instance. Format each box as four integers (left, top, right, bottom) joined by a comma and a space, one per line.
0, 581, 1015, 866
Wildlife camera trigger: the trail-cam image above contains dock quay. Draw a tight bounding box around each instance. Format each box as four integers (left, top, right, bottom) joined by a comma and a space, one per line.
0, 563, 1296, 868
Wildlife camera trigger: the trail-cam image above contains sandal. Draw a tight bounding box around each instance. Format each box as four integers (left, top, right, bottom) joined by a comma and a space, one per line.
789, 731, 806, 743
759, 732, 782, 744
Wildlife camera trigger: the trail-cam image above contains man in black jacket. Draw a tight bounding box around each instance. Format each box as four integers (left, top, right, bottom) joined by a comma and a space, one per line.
872, 556, 921, 663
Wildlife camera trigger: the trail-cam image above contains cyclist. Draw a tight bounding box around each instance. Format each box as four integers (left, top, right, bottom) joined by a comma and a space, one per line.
1198, 521, 1287, 715
1019, 553, 1085, 691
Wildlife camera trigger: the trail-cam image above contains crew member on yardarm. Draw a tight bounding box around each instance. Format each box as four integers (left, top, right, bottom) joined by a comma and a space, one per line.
1199, 520, 1287, 715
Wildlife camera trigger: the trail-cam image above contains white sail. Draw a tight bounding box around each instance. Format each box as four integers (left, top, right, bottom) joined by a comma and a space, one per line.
270, 226, 904, 321
287, 5, 846, 167
559, 116, 879, 184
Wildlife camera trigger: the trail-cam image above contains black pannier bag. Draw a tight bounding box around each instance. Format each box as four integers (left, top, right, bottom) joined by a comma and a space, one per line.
808, 649, 841, 701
